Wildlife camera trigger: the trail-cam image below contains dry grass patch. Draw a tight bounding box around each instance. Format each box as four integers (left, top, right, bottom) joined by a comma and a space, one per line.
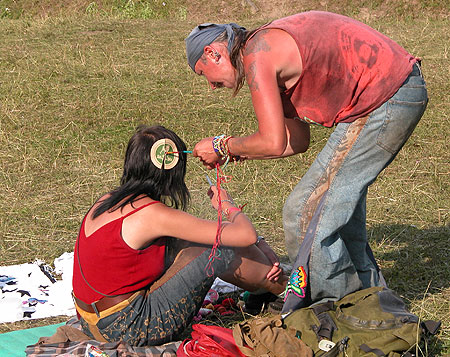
0, 4, 448, 355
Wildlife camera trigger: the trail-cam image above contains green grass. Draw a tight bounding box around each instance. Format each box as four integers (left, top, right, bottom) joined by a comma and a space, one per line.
0, 0, 448, 355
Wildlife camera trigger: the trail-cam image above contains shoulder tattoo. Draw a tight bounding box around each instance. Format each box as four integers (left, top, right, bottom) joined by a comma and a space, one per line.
244, 30, 272, 91
243, 30, 271, 56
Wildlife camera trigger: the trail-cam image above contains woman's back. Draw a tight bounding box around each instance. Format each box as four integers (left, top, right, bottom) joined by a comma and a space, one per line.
72, 197, 166, 304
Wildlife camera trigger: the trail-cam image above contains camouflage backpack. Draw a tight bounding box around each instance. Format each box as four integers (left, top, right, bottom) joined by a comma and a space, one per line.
283, 286, 440, 357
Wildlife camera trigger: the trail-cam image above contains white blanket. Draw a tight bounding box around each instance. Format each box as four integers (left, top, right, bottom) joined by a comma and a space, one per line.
0, 252, 75, 323
0, 252, 240, 324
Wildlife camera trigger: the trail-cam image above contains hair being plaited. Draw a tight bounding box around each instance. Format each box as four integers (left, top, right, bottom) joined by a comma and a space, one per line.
93, 125, 190, 218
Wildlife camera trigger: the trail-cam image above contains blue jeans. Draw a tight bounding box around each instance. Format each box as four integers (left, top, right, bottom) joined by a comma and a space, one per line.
282, 63, 428, 312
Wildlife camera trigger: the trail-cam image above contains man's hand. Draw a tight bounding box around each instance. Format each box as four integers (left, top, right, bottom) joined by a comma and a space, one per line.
193, 137, 222, 169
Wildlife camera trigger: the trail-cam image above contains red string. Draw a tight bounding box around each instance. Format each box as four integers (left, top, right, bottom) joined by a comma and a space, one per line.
205, 163, 232, 277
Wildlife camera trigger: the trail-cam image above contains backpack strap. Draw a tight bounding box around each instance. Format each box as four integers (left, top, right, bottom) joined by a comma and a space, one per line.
311, 301, 336, 341
359, 344, 386, 356
422, 320, 441, 335
359, 344, 416, 357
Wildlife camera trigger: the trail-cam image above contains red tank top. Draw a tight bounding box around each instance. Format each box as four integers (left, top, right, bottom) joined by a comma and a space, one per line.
255, 11, 417, 127
72, 201, 166, 303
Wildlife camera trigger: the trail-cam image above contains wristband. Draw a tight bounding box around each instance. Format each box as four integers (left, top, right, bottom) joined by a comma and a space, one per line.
224, 136, 233, 156
212, 135, 228, 158
212, 134, 241, 163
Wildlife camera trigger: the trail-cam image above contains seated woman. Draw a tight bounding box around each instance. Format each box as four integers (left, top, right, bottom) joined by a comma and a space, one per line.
72, 125, 287, 346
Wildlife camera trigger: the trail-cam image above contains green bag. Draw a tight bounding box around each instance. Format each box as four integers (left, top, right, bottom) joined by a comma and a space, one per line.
283, 287, 440, 357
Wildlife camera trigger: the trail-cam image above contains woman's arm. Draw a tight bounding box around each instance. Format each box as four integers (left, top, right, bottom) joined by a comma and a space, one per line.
126, 187, 257, 249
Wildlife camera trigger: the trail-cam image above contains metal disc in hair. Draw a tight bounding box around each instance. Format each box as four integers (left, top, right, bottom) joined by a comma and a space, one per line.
150, 138, 179, 169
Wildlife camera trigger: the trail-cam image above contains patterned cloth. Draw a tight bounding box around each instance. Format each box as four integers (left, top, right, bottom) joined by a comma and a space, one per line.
25, 316, 181, 356
26, 340, 180, 357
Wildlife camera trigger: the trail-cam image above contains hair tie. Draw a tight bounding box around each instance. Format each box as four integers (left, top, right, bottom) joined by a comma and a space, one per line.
150, 138, 179, 169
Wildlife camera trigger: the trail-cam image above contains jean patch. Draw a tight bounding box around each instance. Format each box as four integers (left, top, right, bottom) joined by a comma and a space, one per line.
284, 265, 307, 300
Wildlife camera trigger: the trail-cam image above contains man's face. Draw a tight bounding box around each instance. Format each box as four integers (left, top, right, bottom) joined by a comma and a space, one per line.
194, 45, 237, 90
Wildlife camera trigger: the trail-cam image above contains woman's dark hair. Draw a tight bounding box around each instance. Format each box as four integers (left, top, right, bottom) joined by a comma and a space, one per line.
93, 125, 190, 218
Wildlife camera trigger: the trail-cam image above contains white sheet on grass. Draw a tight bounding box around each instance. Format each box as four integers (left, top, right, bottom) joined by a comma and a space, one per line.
0, 252, 240, 324
0, 252, 75, 323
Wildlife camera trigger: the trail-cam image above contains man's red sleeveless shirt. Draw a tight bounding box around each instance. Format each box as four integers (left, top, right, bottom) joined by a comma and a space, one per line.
72, 202, 166, 303
256, 11, 417, 127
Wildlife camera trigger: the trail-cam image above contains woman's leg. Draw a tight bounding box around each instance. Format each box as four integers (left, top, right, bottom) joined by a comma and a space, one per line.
92, 240, 288, 346
219, 244, 288, 296
90, 243, 233, 346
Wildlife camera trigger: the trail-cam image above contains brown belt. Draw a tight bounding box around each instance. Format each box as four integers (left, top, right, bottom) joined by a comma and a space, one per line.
73, 290, 146, 315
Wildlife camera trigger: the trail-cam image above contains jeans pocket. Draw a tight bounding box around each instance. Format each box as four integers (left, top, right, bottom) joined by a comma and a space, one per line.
376, 97, 427, 155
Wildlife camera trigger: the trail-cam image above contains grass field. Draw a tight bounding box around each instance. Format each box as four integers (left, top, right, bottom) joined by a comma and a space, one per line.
0, 0, 449, 355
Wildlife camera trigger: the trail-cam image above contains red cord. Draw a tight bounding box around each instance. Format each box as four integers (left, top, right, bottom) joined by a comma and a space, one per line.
205, 163, 231, 277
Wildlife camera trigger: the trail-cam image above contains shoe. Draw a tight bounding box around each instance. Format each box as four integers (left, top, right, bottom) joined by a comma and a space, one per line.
267, 298, 284, 315
243, 292, 279, 315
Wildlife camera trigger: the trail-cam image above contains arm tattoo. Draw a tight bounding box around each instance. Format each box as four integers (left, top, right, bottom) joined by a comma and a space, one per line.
247, 62, 259, 91
244, 30, 271, 91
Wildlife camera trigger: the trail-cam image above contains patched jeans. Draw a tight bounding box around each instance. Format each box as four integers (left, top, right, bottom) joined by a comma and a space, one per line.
282, 63, 428, 312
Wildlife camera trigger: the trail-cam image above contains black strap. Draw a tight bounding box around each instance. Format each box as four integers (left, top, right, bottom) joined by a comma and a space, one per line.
312, 301, 334, 315
320, 337, 349, 357
76, 237, 121, 298
359, 344, 385, 356
75, 201, 164, 298
422, 320, 441, 335
311, 302, 337, 341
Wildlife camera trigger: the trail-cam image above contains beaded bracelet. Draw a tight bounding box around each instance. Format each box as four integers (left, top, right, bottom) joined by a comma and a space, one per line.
212, 135, 229, 158
212, 135, 241, 164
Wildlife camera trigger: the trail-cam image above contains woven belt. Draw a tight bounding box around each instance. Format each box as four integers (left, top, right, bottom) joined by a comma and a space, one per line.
73, 290, 145, 315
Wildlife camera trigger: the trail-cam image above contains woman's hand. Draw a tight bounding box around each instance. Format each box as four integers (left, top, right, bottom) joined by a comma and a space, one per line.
256, 239, 283, 282
207, 185, 234, 211
193, 137, 225, 169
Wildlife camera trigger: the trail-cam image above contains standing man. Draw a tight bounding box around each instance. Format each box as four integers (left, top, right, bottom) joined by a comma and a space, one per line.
185, 11, 428, 311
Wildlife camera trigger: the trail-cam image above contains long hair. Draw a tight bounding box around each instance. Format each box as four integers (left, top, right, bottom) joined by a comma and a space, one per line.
214, 27, 258, 96
93, 125, 190, 218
